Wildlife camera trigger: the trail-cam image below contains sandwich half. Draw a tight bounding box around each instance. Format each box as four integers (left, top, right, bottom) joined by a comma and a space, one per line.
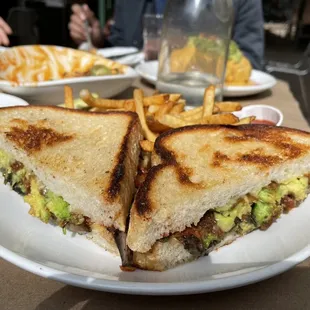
127, 125, 310, 270
0, 106, 142, 256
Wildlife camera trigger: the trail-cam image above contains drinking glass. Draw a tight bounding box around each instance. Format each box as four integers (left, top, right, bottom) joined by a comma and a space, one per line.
143, 14, 163, 61
156, 0, 233, 103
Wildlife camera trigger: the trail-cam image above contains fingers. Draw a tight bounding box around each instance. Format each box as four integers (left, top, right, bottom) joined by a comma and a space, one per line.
71, 4, 86, 20
0, 17, 11, 46
69, 7, 87, 44
81, 4, 96, 24
69, 22, 86, 44
0, 29, 9, 46
0, 17, 12, 35
91, 20, 104, 46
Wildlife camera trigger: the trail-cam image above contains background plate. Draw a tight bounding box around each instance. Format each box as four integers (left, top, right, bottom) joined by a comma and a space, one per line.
0, 93, 29, 107
135, 61, 277, 97
1, 182, 310, 295
0, 66, 138, 105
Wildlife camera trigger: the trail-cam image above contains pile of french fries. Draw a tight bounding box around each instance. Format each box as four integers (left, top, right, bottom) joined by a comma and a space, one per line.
64, 85, 255, 148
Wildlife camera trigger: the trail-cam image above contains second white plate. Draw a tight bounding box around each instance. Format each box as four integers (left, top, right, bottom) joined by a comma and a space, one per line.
135, 61, 277, 97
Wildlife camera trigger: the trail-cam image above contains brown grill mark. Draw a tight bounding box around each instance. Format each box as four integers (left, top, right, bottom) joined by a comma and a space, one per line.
106, 113, 140, 202
135, 124, 310, 216
6, 124, 73, 153
237, 154, 281, 166
212, 151, 230, 167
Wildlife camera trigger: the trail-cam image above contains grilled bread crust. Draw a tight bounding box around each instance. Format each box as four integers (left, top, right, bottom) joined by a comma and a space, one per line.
128, 125, 310, 253
0, 106, 142, 232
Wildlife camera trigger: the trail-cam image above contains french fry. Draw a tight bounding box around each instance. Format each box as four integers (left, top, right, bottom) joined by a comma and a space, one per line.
202, 85, 215, 118
170, 102, 185, 114
158, 114, 194, 128
143, 94, 169, 106
201, 113, 239, 125
134, 89, 158, 142
155, 101, 175, 119
181, 113, 202, 122
64, 86, 74, 109
232, 116, 256, 126
146, 115, 171, 133
148, 105, 160, 114
124, 100, 135, 112
215, 101, 242, 112
169, 94, 181, 102
180, 106, 203, 117
80, 89, 126, 109
140, 140, 155, 152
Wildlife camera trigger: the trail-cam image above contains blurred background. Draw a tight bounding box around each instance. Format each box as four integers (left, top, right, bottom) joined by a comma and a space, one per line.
0, 0, 309, 119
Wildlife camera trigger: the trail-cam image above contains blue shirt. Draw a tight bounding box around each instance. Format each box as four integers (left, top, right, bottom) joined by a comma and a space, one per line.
154, 0, 167, 14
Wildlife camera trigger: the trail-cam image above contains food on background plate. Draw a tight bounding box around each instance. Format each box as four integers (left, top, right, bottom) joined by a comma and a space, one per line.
0, 106, 142, 263
0, 45, 125, 85
127, 125, 310, 270
170, 37, 253, 86
63, 85, 255, 143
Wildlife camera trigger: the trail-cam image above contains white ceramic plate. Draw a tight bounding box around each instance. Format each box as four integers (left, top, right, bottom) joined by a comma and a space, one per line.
97, 47, 139, 58
224, 71, 277, 97
113, 52, 145, 66
0, 67, 138, 105
135, 61, 277, 97
0, 46, 7, 53
1, 179, 310, 295
97, 48, 144, 66
0, 93, 29, 107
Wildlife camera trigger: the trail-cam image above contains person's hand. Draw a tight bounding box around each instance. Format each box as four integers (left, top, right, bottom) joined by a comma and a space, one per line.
103, 18, 114, 39
69, 4, 103, 47
0, 17, 12, 46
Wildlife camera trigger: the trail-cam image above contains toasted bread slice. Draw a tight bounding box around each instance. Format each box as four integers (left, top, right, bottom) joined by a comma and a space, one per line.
128, 125, 310, 255
0, 106, 142, 236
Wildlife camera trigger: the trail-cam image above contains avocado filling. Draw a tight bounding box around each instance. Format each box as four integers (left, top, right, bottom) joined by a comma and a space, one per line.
170, 175, 309, 258
0, 149, 90, 233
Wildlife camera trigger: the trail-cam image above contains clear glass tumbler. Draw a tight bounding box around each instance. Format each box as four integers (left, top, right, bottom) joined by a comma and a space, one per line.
143, 14, 163, 61
156, 0, 233, 103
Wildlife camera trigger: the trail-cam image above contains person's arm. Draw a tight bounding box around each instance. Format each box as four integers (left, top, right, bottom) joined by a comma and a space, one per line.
104, 0, 126, 47
233, 0, 265, 69
0, 17, 12, 46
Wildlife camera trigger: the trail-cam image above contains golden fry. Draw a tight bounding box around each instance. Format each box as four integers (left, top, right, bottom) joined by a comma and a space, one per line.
169, 94, 181, 102
134, 89, 158, 142
155, 101, 175, 119
180, 106, 203, 117
124, 100, 135, 112
64, 86, 74, 109
146, 115, 171, 133
215, 101, 242, 112
148, 105, 160, 114
80, 89, 126, 109
232, 116, 256, 126
181, 113, 202, 122
143, 94, 169, 106
170, 102, 185, 114
158, 114, 194, 128
202, 85, 215, 118
201, 113, 239, 125
140, 140, 155, 152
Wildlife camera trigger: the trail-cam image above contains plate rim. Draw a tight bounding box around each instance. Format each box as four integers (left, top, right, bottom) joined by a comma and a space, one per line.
135, 61, 277, 92
1, 242, 310, 295
0, 93, 29, 106
0, 66, 138, 89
